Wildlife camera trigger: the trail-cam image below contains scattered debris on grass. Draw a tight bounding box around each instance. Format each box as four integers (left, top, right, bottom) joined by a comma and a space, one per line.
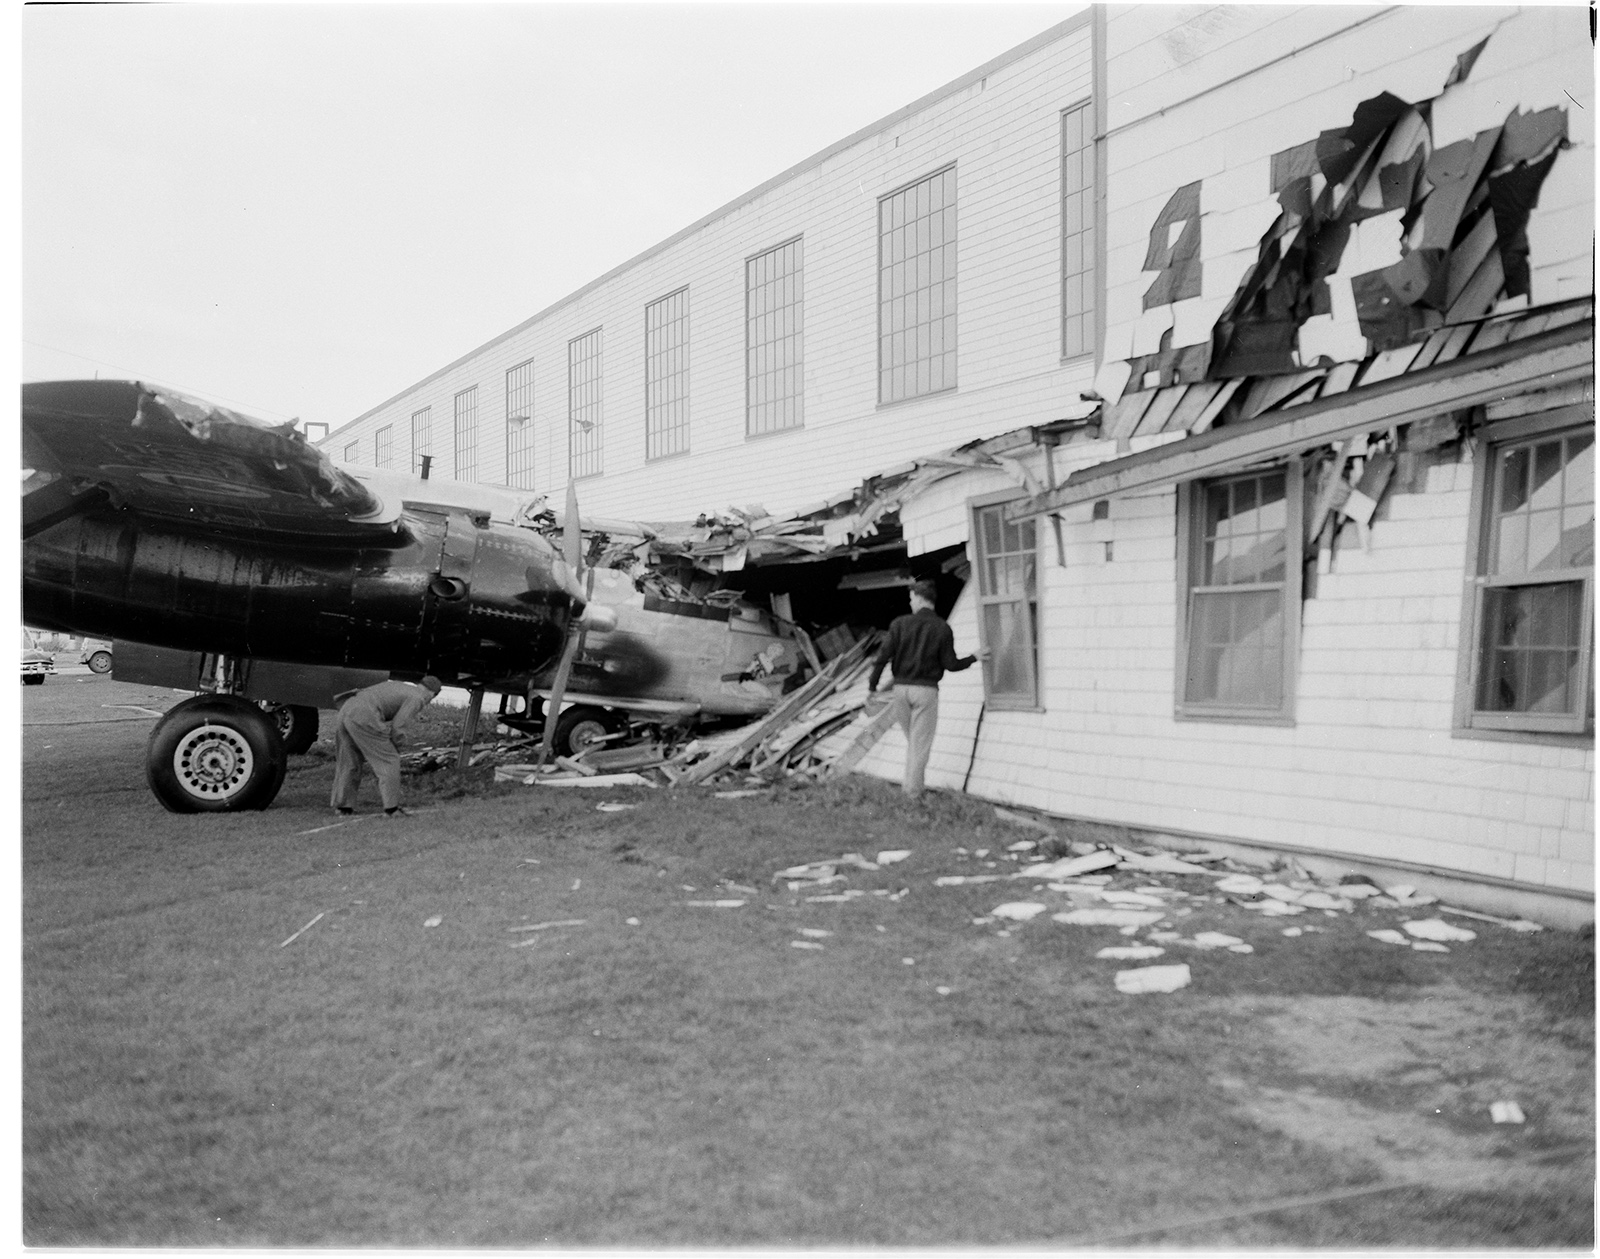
1097, 945, 1165, 960
507, 919, 587, 933
790, 940, 824, 951
1367, 929, 1410, 946
875, 850, 910, 866
278, 912, 325, 949
797, 928, 832, 938
991, 902, 1048, 921
1403, 918, 1478, 943
423, 916, 442, 928
1115, 963, 1191, 994
685, 899, 747, 908
1491, 1100, 1527, 1124
596, 802, 636, 813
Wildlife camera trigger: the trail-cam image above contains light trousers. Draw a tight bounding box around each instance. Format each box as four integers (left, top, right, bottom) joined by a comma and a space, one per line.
891, 683, 940, 798
331, 716, 405, 810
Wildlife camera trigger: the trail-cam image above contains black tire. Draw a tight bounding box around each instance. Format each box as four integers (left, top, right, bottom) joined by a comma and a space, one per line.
146, 695, 288, 813
552, 705, 626, 758
87, 650, 112, 674
23, 674, 45, 686
262, 702, 320, 755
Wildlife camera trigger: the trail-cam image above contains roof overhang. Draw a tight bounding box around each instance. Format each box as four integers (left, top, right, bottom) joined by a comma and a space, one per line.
1005, 318, 1594, 522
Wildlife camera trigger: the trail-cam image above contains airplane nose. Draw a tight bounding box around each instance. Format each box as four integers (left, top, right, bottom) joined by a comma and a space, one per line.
580, 603, 618, 633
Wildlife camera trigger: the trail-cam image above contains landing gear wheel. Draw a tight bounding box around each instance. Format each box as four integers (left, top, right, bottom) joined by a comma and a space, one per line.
552, 705, 626, 758
87, 650, 112, 674
146, 695, 287, 813
261, 702, 320, 755
23, 675, 45, 686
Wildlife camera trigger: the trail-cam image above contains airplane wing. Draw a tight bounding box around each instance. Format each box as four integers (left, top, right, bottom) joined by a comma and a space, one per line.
22, 380, 401, 540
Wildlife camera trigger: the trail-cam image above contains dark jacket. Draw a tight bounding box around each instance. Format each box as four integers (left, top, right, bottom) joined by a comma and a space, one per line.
868, 607, 976, 690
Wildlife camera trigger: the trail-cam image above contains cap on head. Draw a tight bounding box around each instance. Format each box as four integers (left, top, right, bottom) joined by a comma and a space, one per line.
910, 579, 938, 605
419, 675, 444, 694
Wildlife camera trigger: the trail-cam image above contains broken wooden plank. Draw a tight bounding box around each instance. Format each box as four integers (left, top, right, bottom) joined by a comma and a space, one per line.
824, 696, 902, 780
279, 912, 325, 949
676, 636, 877, 785
1189, 378, 1242, 435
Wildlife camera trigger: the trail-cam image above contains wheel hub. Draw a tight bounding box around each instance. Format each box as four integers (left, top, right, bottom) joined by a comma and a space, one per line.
172, 724, 254, 801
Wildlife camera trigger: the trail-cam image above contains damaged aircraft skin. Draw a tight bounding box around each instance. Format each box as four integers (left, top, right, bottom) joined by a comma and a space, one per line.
22, 380, 611, 813
1120, 31, 1570, 393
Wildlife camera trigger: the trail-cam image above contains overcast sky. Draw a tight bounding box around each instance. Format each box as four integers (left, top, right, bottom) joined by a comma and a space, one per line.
23, 3, 1083, 432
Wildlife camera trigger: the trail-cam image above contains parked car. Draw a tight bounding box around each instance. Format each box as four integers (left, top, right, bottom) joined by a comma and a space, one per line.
23, 631, 55, 686
80, 639, 113, 674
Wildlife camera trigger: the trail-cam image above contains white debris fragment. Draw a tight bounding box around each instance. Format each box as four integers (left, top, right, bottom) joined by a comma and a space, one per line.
974, 849, 990, 858
790, 940, 824, 951
1439, 905, 1544, 932
1338, 883, 1383, 899
1411, 941, 1450, 953
1147, 930, 1182, 942
797, 928, 833, 939
684, 899, 747, 908
1191, 931, 1245, 949
1113, 849, 1216, 876
1227, 943, 1255, 953
1052, 908, 1166, 928
1251, 900, 1308, 917
1215, 874, 1266, 895
506, 919, 587, 933
1006, 840, 1038, 852
1281, 927, 1304, 937
1096, 945, 1166, 960
1016, 851, 1119, 879
1114, 963, 1192, 994
875, 850, 911, 866
991, 902, 1048, 921
1402, 918, 1476, 943
902, 957, 915, 966
595, 802, 637, 812
714, 789, 764, 799
625, 917, 641, 926
1297, 892, 1354, 911
934, 875, 1006, 886
1386, 884, 1438, 906
936, 986, 953, 996
1490, 1101, 1526, 1124
1098, 890, 1170, 908
423, 916, 442, 928
1366, 929, 1410, 946
1261, 884, 1304, 903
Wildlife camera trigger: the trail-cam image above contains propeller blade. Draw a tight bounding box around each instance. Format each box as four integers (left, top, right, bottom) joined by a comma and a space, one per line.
563, 479, 583, 576
536, 625, 585, 767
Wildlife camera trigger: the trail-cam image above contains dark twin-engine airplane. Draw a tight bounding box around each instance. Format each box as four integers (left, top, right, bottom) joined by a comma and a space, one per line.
22, 379, 624, 812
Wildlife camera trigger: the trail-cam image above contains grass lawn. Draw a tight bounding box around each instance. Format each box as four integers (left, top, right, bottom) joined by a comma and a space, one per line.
22, 687, 1595, 1246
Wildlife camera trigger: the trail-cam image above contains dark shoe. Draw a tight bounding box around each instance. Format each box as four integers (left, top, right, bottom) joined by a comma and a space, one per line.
384, 806, 410, 818
333, 806, 356, 816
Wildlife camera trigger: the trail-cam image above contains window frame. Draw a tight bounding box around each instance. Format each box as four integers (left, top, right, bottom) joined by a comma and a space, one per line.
567, 327, 604, 481
745, 236, 805, 438
1454, 404, 1595, 740
343, 440, 360, 465
1060, 98, 1096, 361
645, 287, 691, 461
411, 407, 432, 475
374, 424, 394, 469
452, 386, 479, 482
1175, 458, 1304, 725
505, 358, 536, 489
877, 164, 958, 407
969, 489, 1043, 712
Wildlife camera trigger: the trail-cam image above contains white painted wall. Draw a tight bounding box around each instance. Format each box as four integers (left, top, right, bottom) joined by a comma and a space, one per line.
322, 17, 1098, 521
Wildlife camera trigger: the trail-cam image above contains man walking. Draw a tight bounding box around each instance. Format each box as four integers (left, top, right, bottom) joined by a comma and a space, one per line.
867, 580, 987, 800
330, 675, 443, 817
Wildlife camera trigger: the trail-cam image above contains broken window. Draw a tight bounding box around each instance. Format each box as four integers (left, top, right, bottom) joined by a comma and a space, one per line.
1061, 101, 1096, 359
453, 385, 479, 482
747, 237, 804, 437
568, 328, 603, 480
646, 288, 691, 460
1460, 415, 1593, 735
506, 358, 535, 489
972, 497, 1039, 709
374, 424, 393, 470
879, 166, 957, 404
1177, 464, 1303, 721
411, 406, 432, 475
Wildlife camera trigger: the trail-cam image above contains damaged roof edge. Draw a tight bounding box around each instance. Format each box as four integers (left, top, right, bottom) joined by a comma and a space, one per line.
1005, 317, 1595, 522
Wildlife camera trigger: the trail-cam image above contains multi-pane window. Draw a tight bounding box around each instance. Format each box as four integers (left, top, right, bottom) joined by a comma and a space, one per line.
505, 359, 535, 489
343, 440, 360, 465
879, 166, 957, 404
374, 424, 394, 469
747, 238, 804, 436
646, 288, 691, 460
973, 500, 1039, 709
1462, 421, 1593, 733
1179, 466, 1302, 720
412, 407, 432, 475
568, 329, 603, 479
453, 386, 478, 482
1061, 101, 1096, 359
